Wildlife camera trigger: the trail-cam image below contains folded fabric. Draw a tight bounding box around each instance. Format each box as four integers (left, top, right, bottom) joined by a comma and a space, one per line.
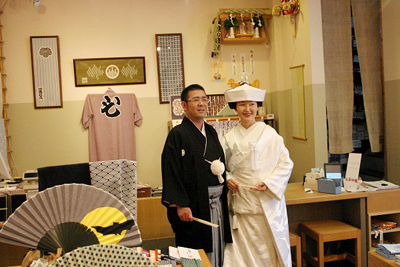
377, 244, 400, 255
89, 159, 138, 220
38, 163, 91, 191
157, 259, 177, 266
181, 259, 203, 267
376, 247, 396, 259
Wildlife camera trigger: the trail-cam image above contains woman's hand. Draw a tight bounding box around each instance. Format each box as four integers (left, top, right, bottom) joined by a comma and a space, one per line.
227, 179, 240, 191
251, 182, 268, 191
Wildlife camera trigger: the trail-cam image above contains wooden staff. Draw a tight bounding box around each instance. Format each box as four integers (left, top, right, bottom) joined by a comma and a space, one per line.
193, 217, 219, 228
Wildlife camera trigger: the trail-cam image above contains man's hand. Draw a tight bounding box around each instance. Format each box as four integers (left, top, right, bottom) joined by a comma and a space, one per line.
177, 206, 193, 222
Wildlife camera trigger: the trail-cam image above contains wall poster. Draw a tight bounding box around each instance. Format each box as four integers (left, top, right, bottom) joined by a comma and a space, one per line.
156, 33, 185, 104
30, 36, 63, 109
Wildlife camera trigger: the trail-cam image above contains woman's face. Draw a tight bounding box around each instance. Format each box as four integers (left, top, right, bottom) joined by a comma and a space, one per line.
235, 101, 258, 124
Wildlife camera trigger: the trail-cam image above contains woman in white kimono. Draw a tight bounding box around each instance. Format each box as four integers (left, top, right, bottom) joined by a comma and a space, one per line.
223, 82, 294, 267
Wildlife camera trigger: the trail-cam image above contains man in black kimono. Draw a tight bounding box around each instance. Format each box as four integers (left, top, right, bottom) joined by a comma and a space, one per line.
161, 84, 232, 266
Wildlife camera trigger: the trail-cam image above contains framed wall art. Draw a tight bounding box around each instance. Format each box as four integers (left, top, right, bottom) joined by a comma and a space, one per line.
73, 57, 146, 87
30, 36, 63, 109
170, 95, 184, 120
290, 64, 307, 140
155, 33, 185, 104
206, 94, 227, 117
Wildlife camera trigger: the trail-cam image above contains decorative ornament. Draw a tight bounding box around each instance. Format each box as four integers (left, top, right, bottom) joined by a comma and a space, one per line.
228, 78, 260, 89
0, 184, 141, 254
205, 158, 225, 184
49, 244, 156, 267
223, 14, 240, 38
280, 0, 300, 37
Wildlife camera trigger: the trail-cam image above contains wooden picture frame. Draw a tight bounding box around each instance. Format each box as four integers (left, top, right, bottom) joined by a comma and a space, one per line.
30, 36, 63, 109
73, 57, 146, 87
290, 64, 307, 140
155, 33, 185, 104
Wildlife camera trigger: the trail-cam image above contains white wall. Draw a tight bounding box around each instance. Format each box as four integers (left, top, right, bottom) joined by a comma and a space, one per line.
2, 0, 271, 186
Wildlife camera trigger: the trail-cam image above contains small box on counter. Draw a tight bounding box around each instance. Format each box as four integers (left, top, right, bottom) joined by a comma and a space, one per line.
138, 187, 151, 198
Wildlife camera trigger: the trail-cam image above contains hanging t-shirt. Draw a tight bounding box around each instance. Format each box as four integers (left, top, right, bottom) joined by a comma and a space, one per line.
82, 89, 142, 161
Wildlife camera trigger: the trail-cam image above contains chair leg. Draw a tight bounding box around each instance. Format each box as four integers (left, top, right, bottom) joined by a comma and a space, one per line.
301, 232, 307, 267
356, 232, 362, 266
296, 241, 302, 267
318, 238, 324, 267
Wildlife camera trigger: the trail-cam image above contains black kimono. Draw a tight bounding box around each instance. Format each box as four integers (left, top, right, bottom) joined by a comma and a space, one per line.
161, 116, 232, 252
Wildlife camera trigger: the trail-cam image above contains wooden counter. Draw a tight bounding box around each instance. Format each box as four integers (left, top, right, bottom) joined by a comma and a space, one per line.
285, 183, 368, 266
137, 196, 174, 240
285, 182, 369, 205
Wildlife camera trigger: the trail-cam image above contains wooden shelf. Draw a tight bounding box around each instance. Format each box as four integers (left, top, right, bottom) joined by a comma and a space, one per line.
221, 37, 268, 44
370, 227, 400, 235
204, 114, 273, 122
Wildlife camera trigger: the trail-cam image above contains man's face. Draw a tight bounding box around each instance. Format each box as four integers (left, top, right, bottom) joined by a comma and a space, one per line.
181, 89, 208, 122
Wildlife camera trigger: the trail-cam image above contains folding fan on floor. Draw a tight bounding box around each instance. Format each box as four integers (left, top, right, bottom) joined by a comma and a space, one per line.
49, 244, 156, 267
0, 183, 141, 254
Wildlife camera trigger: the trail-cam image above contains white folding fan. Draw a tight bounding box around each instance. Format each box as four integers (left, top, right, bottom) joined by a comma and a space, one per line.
0, 183, 142, 254
49, 244, 156, 267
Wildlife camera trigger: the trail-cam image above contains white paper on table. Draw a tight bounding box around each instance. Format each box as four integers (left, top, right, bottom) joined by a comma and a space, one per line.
344, 153, 362, 192
168, 246, 180, 260
177, 246, 201, 260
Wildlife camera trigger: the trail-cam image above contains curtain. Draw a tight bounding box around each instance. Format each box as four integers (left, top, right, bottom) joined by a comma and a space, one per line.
322, 0, 354, 154
352, 0, 383, 152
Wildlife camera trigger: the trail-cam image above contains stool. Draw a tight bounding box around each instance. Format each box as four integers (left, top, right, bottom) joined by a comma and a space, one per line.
290, 231, 301, 267
299, 220, 361, 267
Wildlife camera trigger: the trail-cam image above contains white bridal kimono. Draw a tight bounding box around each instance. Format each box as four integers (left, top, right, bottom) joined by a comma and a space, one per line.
223, 122, 293, 267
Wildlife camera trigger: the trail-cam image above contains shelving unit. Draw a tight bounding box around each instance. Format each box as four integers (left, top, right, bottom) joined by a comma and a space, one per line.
0, 12, 12, 175
367, 189, 400, 251
0, 194, 7, 221
218, 9, 270, 44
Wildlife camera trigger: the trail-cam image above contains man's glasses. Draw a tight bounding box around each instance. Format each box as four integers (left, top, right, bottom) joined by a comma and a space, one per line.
186, 98, 210, 104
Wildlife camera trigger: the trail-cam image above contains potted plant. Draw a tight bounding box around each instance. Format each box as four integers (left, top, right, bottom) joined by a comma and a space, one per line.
252, 15, 264, 38
223, 15, 240, 38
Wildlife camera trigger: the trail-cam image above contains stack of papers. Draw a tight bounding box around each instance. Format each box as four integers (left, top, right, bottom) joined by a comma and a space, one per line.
376, 244, 400, 259
395, 254, 400, 265
363, 180, 399, 190
168, 246, 202, 261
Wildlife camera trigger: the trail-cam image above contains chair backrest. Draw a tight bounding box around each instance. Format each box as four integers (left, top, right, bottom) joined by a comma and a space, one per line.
38, 163, 91, 191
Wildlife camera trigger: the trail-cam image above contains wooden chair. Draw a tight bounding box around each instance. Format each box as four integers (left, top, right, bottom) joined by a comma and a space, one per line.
290, 231, 302, 267
299, 220, 361, 267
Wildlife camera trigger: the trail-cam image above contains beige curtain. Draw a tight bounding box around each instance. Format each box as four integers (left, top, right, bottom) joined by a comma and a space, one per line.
322, 0, 354, 154
352, 0, 383, 152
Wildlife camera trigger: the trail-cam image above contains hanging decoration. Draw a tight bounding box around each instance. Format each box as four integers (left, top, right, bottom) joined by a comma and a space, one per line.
252, 14, 264, 38
211, 8, 271, 58
223, 14, 240, 38
277, 0, 301, 37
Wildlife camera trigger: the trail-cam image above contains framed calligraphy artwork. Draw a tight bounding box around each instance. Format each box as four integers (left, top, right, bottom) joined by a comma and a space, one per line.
30, 36, 63, 109
73, 57, 146, 87
155, 33, 185, 104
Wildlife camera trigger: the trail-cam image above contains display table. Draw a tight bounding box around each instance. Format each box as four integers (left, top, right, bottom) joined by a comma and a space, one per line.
285, 183, 369, 266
